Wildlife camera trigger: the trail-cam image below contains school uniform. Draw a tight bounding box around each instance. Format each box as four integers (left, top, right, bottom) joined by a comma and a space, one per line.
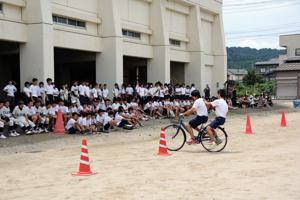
45, 84, 54, 104
66, 118, 77, 134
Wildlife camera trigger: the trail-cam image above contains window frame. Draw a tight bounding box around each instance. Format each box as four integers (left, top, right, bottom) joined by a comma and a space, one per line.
52, 15, 86, 29
122, 29, 141, 40
169, 39, 181, 47
295, 48, 300, 56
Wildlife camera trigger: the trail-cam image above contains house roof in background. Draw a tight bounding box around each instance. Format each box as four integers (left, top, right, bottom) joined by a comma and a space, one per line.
275, 63, 300, 72
227, 68, 248, 75
255, 58, 279, 65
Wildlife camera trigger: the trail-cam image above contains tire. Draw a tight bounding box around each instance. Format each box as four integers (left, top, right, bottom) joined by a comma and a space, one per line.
164, 124, 186, 151
200, 127, 228, 152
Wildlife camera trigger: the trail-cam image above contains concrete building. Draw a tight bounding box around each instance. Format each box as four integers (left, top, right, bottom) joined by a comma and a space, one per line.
0, 0, 226, 95
275, 34, 300, 99
227, 68, 247, 81
255, 58, 279, 81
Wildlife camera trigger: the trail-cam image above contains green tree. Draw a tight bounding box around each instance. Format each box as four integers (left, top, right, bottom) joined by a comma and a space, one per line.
242, 70, 265, 86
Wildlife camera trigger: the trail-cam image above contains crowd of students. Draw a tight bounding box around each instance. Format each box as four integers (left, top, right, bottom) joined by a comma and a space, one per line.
1, 78, 203, 139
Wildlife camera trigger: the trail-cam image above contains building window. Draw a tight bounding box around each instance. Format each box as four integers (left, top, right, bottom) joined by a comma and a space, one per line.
122, 29, 141, 39
169, 39, 181, 47
296, 48, 300, 56
52, 15, 86, 29
260, 68, 266, 73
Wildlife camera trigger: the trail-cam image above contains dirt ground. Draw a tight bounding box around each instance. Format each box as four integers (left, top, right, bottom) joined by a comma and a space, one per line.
0, 100, 299, 200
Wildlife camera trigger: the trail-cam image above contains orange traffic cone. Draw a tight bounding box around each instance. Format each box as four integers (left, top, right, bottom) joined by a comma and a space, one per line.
54, 109, 65, 134
245, 115, 253, 134
72, 139, 96, 176
157, 128, 171, 156
281, 112, 287, 127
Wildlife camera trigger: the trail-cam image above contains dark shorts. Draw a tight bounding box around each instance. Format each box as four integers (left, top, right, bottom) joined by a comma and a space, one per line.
68, 127, 76, 134
189, 115, 208, 129
104, 123, 110, 131
118, 119, 129, 128
209, 117, 226, 129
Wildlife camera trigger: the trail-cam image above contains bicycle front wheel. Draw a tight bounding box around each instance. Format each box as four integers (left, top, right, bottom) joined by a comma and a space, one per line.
200, 127, 228, 152
164, 124, 186, 151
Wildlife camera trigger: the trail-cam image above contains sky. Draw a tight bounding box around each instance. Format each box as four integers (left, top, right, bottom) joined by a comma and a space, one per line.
223, 0, 300, 49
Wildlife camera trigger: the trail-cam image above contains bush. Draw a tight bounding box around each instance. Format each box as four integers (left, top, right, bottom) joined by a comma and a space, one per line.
235, 81, 275, 97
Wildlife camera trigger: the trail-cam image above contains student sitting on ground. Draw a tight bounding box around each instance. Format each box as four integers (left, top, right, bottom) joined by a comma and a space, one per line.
66, 113, 82, 134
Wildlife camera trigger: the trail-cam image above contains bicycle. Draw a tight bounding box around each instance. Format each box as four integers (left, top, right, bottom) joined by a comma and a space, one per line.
164, 116, 228, 152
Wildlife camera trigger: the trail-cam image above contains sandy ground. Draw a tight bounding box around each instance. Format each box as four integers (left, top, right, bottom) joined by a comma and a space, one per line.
0, 100, 300, 200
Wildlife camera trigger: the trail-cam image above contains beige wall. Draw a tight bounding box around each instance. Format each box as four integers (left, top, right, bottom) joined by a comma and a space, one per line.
280, 34, 300, 57
0, 0, 226, 94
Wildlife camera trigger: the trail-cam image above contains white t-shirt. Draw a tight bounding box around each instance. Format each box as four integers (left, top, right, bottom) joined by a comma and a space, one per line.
78, 85, 85, 96
23, 87, 31, 97
78, 117, 87, 126
45, 84, 54, 95
192, 98, 208, 116
30, 85, 39, 97
211, 99, 228, 118
4, 85, 17, 97
126, 87, 134, 95
66, 118, 76, 130
71, 86, 79, 96
102, 89, 109, 98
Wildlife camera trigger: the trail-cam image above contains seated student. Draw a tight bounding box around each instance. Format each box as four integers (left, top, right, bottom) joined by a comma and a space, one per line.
45, 103, 56, 130
0, 100, 20, 137
86, 113, 97, 134
115, 106, 134, 129
58, 100, 70, 124
180, 90, 208, 145
34, 100, 50, 133
66, 113, 82, 134
205, 89, 228, 150
78, 112, 88, 133
103, 110, 116, 133
163, 98, 174, 118
127, 107, 143, 127
152, 99, 163, 119
173, 98, 184, 117
12, 101, 36, 135
27, 101, 40, 133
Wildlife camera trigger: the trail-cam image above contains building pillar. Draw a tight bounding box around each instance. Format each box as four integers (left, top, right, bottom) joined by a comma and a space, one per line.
185, 5, 204, 91
19, 0, 54, 85
96, 0, 123, 88
212, 13, 227, 94
297, 76, 300, 99
148, 0, 170, 84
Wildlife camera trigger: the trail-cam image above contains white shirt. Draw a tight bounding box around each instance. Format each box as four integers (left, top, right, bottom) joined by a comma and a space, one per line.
78, 85, 85, 96
102, 89, 109, 98
66, 118, 76, 130
113, 88, 119, 97
23, 87, 31, 97
115, 112, 123, 126
78, 117, 87, 126
126, 87, 134, 95
38, 87, 45, 97
45, 84, 54, 95
192, 98, 208, 116
4, 85, 17, 97
30, 85, 39, 97
211, 99, 228, 118
12, 106, 29, 117
71, 86, 79, 96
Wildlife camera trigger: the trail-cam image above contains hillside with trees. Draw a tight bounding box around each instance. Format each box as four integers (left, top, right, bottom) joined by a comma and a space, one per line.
227, 47, 286, 70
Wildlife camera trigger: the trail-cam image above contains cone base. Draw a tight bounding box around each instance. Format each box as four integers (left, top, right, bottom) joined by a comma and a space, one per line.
245, 132, 253, 134
53, 130, 65, 134
71, 171, 97, 176
157, 152, 171, 156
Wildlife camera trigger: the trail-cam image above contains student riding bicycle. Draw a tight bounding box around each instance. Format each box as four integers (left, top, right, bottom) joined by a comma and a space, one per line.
180, 90, 208, 145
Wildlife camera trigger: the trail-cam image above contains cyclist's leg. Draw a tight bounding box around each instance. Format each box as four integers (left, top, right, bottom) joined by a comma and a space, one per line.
186, 116, 207, 142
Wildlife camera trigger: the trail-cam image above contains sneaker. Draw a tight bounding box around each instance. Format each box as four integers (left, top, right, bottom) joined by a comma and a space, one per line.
9, 132, 17, 137
44, 128, 49, 133
207, 142, 217, 150
13, 131, 20, 136
186, 139, 198, 145
215, 137, 223, 145
38, 128, 44, 134
0, 134, 7, 139
26, 130, 33, 135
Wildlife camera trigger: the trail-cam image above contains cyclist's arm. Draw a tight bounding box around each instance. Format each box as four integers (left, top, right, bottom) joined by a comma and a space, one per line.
181, 107, 196, 117
205, 101, 213, 109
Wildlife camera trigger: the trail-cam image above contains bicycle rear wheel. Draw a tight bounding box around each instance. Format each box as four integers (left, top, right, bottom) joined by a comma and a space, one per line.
200, 127, 228, 152
164, 124, 186, 151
